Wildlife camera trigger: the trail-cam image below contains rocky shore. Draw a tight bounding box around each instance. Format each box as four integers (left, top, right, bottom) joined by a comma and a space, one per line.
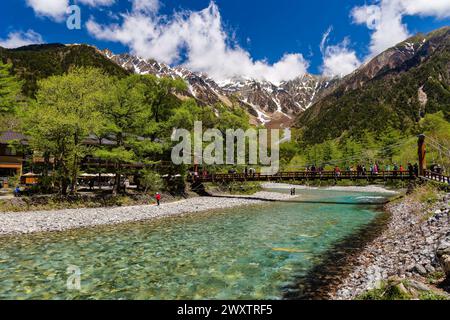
0, 191, 295, 236
333, 188, 450, 299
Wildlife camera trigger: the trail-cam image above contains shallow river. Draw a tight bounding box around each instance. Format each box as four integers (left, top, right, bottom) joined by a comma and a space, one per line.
0, 189, 391, 299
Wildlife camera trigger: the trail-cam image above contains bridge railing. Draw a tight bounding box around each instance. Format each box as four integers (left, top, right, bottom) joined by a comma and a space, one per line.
423, 170, 450, 184
188, 170, 413, 182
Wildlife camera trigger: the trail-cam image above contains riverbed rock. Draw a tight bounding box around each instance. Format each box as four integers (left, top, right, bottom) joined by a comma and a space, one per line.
436, 233, 450, 278
414, 264, 427, 275
332, 190, 450, 300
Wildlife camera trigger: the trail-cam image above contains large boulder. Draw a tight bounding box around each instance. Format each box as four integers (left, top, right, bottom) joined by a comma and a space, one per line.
436, 232, 450, 278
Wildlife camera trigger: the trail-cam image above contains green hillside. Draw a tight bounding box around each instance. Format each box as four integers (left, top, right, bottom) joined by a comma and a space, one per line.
296, 27, 450, 145
0, 44, 129, 97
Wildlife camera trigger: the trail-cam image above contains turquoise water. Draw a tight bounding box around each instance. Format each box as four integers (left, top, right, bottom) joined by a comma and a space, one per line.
0, 189, 390, 300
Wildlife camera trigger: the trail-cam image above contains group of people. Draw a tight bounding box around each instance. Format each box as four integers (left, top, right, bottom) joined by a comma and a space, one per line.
305, 162, 421, 178
290, 187, 296, 196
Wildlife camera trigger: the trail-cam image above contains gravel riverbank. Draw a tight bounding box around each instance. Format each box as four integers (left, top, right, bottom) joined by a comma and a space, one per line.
332, 190, 450, 299
0, 192, 295, 236
261, 183, 399, 194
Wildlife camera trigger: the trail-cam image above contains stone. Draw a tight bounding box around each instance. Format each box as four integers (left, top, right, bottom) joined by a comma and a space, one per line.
414, 264, 427, 275
407, 280, 430, 292
395, 282, 409, 296
425, 264, 436, 273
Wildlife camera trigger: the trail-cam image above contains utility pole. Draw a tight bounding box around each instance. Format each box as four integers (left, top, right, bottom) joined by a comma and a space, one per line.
418, 134, 426, 176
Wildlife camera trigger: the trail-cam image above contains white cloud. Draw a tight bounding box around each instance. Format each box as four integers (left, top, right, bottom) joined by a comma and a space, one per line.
320, 27, 361, 78
87, 1, 308, 84
78, 0, 116, 6
26, 0, 69, 21
26, 0, 115, 21
0, 30, 44, 48
132, 0, 160, 14
352, 0, 450, 58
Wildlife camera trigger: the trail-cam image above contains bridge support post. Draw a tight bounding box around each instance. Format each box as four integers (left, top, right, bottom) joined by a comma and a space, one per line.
418, 134, 426, 176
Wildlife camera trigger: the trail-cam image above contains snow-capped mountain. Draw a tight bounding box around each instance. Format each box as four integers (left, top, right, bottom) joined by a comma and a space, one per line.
101, 49, 335, 127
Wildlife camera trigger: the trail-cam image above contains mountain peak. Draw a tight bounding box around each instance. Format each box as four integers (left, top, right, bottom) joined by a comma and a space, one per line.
100, 48, 333, 127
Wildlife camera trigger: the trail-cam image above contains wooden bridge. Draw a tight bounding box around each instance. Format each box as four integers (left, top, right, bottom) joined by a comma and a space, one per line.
422, 170, 450, 185
188, 171, 416, 183
188, 134, 450, 185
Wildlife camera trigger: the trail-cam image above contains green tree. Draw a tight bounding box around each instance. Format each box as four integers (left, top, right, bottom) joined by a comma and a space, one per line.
139, 169, 164, 193
0, 61, 22, 113
22, 67, 109, 194
94, 75, 162, 194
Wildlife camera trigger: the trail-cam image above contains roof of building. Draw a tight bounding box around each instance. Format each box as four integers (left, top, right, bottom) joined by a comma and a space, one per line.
0, 131, 29, 145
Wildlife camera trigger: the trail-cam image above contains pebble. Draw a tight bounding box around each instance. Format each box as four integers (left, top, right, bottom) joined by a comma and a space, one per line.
332, 192, 450, 300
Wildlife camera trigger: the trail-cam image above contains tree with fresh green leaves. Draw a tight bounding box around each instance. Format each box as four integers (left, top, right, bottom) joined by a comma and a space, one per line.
0, 61, 22, 114
139, 169, 164, 193
0, 61, 23, 131
94, 75, 163, 194
21, 67, 110, 194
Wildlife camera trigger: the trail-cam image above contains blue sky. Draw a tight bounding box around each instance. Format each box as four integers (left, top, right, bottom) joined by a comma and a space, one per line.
1, 0, 449, 81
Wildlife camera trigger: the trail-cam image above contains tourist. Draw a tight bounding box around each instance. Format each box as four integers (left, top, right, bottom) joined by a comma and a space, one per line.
413, 163, 419, 177
13, 186, 21, 197
408, 163, 414, 178
334, 166, 341, 178
155, 192, 161, 206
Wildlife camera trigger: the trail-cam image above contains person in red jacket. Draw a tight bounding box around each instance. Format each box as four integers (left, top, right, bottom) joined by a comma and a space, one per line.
155, 192, 161, 206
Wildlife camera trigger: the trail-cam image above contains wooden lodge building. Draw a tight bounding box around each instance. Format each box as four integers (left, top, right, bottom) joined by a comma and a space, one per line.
0, 130, 151, 189
0, 131, 29, 188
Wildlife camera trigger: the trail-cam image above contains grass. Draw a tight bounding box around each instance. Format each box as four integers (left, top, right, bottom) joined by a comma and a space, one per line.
419, 291, 449, 300
357, 281, 412, 300
417, 184, 440, 204
426, 271, 446, 284
357, 280, 449, 300
205, 182, 263, 195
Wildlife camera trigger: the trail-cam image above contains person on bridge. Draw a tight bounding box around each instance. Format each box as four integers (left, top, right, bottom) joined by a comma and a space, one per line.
393, 164, 399, 176
414, 163, 419, 177
334, 166, 341, 178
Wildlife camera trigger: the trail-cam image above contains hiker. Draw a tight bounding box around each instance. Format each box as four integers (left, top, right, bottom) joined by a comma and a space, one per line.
244, 166, 248, 176
334, 166, 341, 178
89, 179, 95, 191
408, 163, 414, 178
13, 186, 21, 197
413, 163, 419, 177
393, 164, 399, 176
155, 192, 161, 206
